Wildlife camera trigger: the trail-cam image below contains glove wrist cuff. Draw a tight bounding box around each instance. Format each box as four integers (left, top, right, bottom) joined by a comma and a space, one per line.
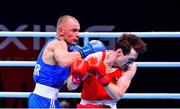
98, 75, 110, 87
72, 77, 81, 85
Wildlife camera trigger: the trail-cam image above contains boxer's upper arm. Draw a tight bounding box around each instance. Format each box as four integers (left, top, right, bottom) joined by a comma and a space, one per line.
123, 63, 137, 80
54, 41, 82, 66
116, 63, 137, 92
54, 41, 69, 65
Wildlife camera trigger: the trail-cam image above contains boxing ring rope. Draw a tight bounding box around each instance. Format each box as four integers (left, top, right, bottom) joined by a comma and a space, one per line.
0, 31, 180, 99
1, 31, 180, 44
0, 92, 180, 99
0, 61, 180, 67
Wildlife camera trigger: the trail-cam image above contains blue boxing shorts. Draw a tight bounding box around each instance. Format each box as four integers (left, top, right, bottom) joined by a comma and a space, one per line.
28, 93, 61, 108
28, 83, 61, 108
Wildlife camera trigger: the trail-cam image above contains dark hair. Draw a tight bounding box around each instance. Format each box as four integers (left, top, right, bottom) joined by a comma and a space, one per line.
115, 34, 147, 55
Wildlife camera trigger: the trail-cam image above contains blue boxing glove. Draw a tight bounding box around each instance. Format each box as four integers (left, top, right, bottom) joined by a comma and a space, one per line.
81, 40, 106, 57
68, 44, 82, 52
68, 40, 106, 58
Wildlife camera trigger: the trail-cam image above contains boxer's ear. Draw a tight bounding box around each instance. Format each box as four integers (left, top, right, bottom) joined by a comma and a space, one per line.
57, 27, 64, 36
116, 48, 123, 56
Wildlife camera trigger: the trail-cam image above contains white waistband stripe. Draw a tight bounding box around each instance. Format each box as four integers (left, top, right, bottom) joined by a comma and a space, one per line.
33, 83, 59, 99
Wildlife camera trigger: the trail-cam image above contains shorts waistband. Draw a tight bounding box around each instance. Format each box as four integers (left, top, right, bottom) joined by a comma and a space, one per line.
80, 99, 117, 109
33, 83, 59, 99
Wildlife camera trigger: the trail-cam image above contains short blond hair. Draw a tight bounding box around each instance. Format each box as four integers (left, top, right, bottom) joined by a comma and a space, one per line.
56, 15, 79, 28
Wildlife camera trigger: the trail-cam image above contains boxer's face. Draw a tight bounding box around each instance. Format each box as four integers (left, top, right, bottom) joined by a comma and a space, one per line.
58, 18, 80, 45
115, 48, 137, 69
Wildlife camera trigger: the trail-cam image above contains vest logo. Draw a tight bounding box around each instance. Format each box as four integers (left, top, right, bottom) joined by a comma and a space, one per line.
112, 76, 118, 84
34, 64, 41, 76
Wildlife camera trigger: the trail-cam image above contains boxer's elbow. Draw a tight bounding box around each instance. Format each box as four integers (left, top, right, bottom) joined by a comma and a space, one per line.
112, 93, 123, 101
67, 77, 79, 91
67, 83, 79, 91
67, 85, 74, 91
108, 89, 125, 101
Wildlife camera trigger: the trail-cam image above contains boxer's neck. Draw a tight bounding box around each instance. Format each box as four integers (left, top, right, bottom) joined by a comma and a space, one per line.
105, 50, 118, 73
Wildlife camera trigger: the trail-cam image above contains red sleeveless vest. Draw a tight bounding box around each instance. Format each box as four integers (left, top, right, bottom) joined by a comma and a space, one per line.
81, 52, 123, 100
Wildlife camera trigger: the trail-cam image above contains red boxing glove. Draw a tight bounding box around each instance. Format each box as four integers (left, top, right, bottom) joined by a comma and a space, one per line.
88, 57, 110, 86
70, 59, 88, 84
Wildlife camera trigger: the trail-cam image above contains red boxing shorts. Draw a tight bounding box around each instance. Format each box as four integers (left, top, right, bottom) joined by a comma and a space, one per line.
77, 103, 111, 109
